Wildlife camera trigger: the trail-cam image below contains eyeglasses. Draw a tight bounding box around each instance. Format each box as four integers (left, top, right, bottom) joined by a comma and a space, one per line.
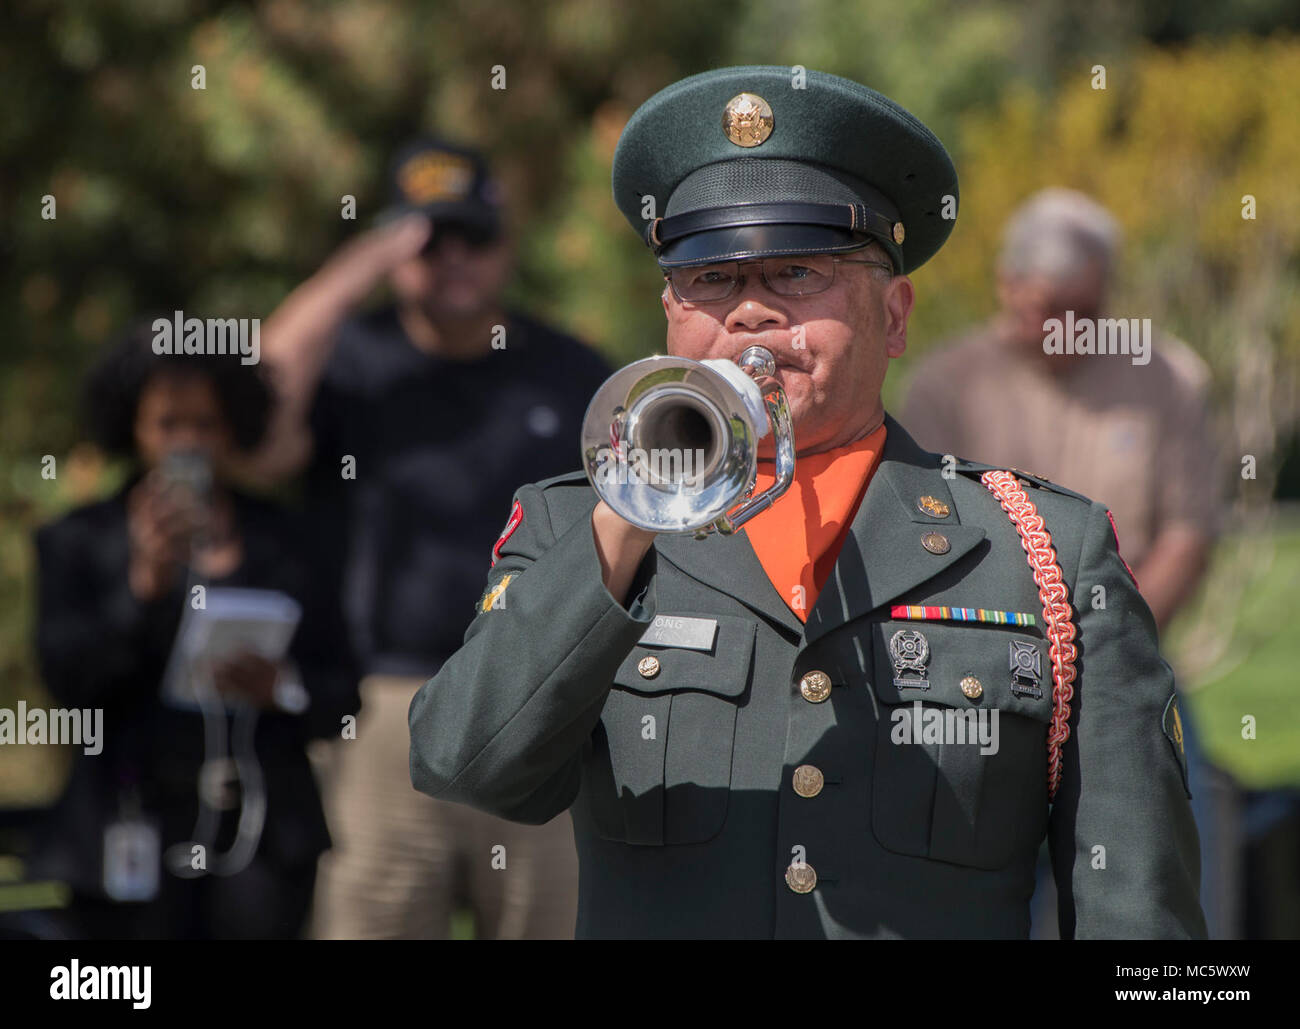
664, 255, 894, 303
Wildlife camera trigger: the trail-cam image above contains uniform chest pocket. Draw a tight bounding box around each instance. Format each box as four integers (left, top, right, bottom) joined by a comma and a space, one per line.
584, 614, 755, 846
868, 620, 1055, 870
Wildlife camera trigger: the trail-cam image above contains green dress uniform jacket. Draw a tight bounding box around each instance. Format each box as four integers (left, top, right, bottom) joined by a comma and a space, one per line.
409, 414, 1206, 939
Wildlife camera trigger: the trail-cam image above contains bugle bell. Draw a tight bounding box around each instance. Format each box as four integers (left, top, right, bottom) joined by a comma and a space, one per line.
580, 345, 794, 537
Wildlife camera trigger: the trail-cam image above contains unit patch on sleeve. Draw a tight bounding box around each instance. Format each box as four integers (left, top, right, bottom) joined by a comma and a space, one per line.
1162, 691, 1191, 799
480, 573, 515, 613
490, 499, 523, 568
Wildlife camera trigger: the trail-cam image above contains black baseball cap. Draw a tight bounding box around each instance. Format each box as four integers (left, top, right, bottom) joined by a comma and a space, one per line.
384, 137, 504, 242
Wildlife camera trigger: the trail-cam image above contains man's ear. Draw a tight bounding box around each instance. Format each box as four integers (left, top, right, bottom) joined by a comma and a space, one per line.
883, 275, 915, 358
661, 284, 671, 318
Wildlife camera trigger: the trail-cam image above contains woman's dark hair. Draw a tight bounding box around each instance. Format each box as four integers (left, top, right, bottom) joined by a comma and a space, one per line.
85, 317, 274, 457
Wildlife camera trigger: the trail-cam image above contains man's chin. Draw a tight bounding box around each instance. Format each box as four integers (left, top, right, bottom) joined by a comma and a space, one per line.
756, 424, 811, 462
425, 294, 490, 321
754, 398, 813, 458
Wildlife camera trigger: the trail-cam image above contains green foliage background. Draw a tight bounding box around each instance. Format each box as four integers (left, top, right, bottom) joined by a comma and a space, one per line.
3, 0, 1299, 801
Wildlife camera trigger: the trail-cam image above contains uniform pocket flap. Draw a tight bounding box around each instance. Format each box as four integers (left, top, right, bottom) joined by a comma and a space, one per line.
870, 619, 1055, 723
612, 613, 756, 698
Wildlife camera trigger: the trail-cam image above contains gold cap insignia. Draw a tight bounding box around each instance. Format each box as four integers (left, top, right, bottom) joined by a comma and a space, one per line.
917, 495, 950, 518
722, 93, 774, 147
399, 152, 474, 207
892, 221, 906, 245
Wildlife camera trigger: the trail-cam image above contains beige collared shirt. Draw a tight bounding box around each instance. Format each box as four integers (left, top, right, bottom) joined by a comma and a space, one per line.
901, 324, 1222, 568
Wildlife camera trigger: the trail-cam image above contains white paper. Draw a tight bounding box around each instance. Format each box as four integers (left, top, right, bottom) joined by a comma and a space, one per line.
162, 587, 302, 709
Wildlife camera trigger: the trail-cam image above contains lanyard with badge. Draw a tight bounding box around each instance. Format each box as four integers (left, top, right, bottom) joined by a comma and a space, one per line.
114, 451, 306, 894
102, 768, 162, 902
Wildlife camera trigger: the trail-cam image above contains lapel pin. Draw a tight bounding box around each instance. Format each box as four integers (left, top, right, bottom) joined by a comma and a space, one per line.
917, 495, 950, 518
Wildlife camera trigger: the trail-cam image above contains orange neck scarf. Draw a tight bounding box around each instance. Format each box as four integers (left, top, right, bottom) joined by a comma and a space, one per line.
743, 424, 887, 622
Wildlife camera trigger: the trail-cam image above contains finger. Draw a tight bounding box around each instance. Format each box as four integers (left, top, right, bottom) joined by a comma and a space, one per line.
370, 213, 433, 262
223, 654, 257, 675
133, 479, 166, 519
154, 509, 195, 543
211, 670, 237, 694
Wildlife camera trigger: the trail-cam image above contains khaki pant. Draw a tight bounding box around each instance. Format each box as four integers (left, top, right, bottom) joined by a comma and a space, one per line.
312, 675, 579, 939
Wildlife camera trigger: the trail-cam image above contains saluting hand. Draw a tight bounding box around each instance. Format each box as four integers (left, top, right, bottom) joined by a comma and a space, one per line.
317, 212, 434, 310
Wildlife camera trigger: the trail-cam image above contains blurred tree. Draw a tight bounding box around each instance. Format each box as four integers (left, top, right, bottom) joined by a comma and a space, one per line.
908, 35, 1300, 493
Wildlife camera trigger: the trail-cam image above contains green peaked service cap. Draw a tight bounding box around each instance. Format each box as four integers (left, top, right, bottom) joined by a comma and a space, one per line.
612, 66, 959, 274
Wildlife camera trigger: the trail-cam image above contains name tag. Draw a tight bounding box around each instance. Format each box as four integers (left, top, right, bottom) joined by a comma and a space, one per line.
638, 615, 718, 652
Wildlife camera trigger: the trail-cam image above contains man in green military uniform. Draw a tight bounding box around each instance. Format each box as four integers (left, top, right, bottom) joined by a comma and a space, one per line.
408, 66, 1206, 939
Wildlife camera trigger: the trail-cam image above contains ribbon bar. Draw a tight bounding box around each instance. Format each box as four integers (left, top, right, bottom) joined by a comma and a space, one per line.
890, 604, 1037, 627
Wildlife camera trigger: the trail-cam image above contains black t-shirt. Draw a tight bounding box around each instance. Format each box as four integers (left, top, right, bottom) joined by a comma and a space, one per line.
306, 307, 611, 677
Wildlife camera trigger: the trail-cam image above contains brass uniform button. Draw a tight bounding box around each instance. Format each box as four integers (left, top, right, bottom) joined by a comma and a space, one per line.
960, 675, 983, 700
920, 531, 951, 555
785, 862, 817, 894
637, 656, 661, 679
798, 670, 832, 703
792, 765, 825, 798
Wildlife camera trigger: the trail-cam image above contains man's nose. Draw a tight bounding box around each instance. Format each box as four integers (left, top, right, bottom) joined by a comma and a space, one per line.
725, 284, 788, 333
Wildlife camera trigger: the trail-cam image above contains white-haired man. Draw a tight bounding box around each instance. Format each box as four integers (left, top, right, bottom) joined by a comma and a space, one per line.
904, 188, 1221, 630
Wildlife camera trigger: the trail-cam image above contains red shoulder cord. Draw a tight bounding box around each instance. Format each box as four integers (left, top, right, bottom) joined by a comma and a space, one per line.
980, 470, 1078, 801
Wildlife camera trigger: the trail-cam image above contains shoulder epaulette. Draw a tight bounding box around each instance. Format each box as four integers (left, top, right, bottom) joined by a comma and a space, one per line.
950, 458, 1094, 506
534, 468, 591, 491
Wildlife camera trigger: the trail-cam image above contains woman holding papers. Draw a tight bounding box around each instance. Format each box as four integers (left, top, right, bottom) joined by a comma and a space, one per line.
29, 322, 358, 939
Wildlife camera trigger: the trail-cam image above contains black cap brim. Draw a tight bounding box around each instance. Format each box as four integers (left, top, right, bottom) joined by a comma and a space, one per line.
377, 201, 501, 237
657, 224, 868, 268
